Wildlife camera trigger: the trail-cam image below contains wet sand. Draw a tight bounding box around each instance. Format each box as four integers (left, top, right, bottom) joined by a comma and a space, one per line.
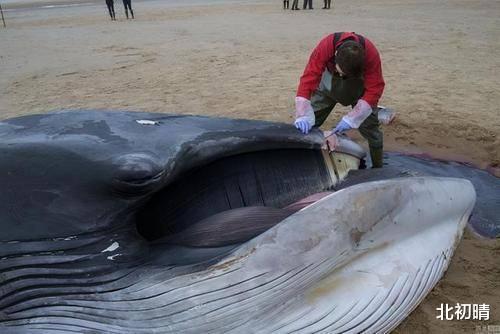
1, 0, 499, 332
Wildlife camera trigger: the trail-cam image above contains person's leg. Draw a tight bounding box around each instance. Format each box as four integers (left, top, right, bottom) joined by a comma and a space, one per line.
123, 0, 128, 18
128, 1, 133, 18
327, 0, 331, 8
322, 0, 326, 8
302, 0, 306, 9
310, 71, 337, 127
106, 1, 113, 19
358, 112, 384, 168
309, 0, 313, 9
311, 91, 336, 127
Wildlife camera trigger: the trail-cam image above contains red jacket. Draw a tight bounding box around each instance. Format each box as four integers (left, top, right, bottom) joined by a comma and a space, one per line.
296, 32, 385, 107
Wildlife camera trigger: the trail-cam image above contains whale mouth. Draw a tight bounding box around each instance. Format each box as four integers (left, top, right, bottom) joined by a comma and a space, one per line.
135, 147, 335, 245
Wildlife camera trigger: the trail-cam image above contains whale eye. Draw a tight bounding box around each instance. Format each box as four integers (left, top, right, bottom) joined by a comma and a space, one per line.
111, 153, 164, 196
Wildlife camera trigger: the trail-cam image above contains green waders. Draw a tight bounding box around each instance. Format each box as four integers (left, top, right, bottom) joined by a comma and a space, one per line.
311, 70, 384, 168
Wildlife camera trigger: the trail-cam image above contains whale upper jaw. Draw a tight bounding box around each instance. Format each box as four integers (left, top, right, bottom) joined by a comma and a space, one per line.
0, 110, 327, 241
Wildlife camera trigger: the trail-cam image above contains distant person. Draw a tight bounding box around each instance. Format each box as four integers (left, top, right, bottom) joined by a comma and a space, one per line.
291, 0, 299, 10
302, 0, 312, 9
123, 0, 134, 19
105, 0, 116, 20
322, 0, 331, 9
293, 32, 385, 168
283, 0, 289, 9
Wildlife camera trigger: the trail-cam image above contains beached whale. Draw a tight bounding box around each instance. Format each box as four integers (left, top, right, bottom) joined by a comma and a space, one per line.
0, 110, 486, 333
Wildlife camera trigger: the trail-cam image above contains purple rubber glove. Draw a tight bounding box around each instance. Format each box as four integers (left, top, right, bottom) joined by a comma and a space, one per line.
294, 119, 312, 134
333, 119, 352, 134
293, 97, 315, 135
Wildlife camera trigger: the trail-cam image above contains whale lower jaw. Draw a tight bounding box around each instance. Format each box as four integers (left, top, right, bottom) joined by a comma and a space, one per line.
2, 177, 475, 334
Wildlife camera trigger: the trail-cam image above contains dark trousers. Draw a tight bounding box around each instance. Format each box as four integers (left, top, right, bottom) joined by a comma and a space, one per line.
291, 0, 299, 9
123, 0, 134, 18
106, 0, 115, 20
323, 0, 331, 8
303, 0, 312, 9
283, 0, 289, 9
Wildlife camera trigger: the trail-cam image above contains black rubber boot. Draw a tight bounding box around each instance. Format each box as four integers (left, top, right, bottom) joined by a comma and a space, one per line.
370, 147, 383, 168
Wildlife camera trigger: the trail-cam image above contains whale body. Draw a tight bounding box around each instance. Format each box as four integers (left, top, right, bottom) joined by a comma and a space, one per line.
0, 111, 481, 333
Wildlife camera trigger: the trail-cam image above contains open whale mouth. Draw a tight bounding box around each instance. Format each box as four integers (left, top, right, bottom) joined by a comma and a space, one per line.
128, 127, 366, 248
135, 148, 335, 246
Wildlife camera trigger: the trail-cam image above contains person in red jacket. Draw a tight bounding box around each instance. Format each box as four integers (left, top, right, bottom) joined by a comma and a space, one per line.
294, 32, 385, 167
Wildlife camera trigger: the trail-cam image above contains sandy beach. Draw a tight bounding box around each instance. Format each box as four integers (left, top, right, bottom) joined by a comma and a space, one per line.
1, 0, 499, 332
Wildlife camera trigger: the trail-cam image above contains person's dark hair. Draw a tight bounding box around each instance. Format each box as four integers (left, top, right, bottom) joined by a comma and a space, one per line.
336, 40, 365, 77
